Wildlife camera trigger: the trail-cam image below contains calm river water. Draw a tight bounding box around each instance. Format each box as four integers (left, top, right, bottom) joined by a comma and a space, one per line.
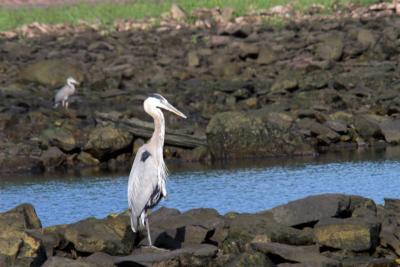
1, 148, 400, 226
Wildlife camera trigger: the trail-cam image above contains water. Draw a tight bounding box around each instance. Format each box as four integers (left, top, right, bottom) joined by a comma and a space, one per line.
1, 148, 400, 227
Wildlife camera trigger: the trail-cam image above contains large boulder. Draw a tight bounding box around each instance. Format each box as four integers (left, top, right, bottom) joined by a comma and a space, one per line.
270, 72, 299, 93
206, 111, 313, 159
238, 43, 259, 60
271, 194, 376, 227
113, 244, 218, 266
0, 204, 45, 267
352, 114, 384, 140
63, 214, 135, 255
298, 70, 331, 91
257, 46, 277, 65
41, 127, 77, 152
314, 218, 380, 252
252, 242, 340, 267
223, 211, 314, 254
0, 204, 63, 266
84, 126, 133, 160
380, 199, 400, 256
142, 208, 225, 249
84, 252, 116, 267
290, 90, 337, 110
77, 152, 100, 166
315, 34, 344, 61
40, 146, 67, 168
357, 29, 377, 49
329, 112, 354, 125
324, 120, 348, 134
28, 228, 66, 260
0, 154, 44, 174
0, 204, 42, 231
42, 256, 98, 267
296, 119, 340, 144
225, 252, 274, 267
0, 142, 45, 173
18, 59, 84, 87
0, 230, 46, 267
271, 194, 350, 227
379, 119, 400, 144
339, 257, 397, 267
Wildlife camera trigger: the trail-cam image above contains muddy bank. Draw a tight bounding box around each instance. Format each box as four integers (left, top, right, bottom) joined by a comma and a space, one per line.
1, 193, 400, 266
2, 6, 400, 172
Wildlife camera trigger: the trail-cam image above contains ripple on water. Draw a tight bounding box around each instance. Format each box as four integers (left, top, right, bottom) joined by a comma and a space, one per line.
1, 157, 400, 226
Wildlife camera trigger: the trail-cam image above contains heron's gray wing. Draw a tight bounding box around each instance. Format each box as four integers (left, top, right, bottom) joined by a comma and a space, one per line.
54, 85, 68, 103
54, 85, 74, 103
127, 146, 160, 231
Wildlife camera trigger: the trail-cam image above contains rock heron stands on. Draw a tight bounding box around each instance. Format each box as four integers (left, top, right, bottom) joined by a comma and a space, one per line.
54, 77, 79, 108
128, 94, 186, 247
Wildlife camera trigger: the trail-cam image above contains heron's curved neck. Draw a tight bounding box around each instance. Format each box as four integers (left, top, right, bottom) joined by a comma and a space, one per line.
67, 82, 75, 89
150, 110, 165, 157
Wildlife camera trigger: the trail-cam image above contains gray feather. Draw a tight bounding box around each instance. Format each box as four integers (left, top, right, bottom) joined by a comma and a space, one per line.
127, 146, 166, 232
54, 84, 75, 105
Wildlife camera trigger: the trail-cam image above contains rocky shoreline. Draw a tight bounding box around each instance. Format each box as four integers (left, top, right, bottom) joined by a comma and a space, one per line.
2, 5, 400, 173
1, 194, 400, 266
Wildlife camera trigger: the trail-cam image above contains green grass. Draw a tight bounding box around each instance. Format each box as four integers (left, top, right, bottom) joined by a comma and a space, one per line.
0, 0, 381, 32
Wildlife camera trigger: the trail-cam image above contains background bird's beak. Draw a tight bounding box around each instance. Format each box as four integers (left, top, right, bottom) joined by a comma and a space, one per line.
162, 102, 187, 119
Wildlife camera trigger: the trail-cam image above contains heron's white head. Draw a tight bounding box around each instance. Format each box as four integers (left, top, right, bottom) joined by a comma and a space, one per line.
66, 77, 79, 87
144, 94, 187, 119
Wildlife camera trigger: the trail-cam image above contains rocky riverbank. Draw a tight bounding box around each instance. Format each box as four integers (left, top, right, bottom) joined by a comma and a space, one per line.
1, 194, 400, 266
2, 4, 400, 172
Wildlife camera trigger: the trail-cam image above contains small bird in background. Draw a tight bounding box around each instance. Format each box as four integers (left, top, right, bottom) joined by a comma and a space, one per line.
54, 77, 79, 109
128, 94, 187, 248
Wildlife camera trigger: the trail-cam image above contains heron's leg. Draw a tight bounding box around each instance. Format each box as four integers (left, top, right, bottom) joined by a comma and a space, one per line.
66, 101, 69, 109
145, 217, 152, 247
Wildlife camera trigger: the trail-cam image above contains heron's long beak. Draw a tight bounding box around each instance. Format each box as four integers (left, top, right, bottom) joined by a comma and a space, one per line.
162, 102, 187, 119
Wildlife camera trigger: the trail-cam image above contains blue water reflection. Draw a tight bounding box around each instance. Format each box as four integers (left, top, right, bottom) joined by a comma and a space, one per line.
1, 149, 400, 226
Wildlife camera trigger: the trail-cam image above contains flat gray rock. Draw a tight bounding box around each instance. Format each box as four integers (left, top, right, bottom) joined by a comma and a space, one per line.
271, 194, 350, 227
84, 252, 116, 267
42, 256, 98, 267
379, 119, 400, 144
113, 244, 218, 266
252, 242, 340, 267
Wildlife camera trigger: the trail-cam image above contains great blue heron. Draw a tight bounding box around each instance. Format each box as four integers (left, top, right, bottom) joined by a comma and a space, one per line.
54, 77, 79, 108
128, 94, 186, 247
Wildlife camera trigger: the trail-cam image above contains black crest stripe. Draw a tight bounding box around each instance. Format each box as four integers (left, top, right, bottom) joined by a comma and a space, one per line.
149, 93, 164, 100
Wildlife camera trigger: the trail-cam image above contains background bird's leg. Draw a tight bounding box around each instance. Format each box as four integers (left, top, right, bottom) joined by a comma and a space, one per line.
145, 217, 152, 247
